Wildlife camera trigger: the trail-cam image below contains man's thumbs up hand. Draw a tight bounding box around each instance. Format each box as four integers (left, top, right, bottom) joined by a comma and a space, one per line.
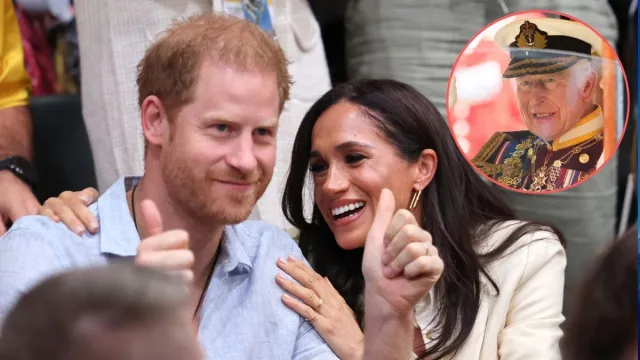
135, 199, 194, 283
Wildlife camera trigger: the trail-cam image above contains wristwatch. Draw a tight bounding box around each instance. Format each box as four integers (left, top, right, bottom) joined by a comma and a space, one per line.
0, 156, 37, 188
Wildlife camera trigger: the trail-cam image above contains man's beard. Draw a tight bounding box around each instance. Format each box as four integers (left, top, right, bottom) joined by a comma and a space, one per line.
160, 144, 270, 226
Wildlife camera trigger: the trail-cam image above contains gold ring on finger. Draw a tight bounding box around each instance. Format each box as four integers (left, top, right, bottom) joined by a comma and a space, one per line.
315, 298, 324, 312
306, 312, 319, 323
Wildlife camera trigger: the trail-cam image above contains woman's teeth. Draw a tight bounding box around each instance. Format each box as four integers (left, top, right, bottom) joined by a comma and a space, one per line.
331, 202, 365, 217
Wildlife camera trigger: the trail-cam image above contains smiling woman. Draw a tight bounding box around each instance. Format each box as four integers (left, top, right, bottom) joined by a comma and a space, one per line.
303, 100, 437, 251
281, 78, 567, 359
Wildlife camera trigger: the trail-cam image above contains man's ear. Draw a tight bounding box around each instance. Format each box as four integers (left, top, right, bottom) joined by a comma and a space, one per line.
413, 149, 438, 191
141, 96, 170, 148
581, 70, 597, 102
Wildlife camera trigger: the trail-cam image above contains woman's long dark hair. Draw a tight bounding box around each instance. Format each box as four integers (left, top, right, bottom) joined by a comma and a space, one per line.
560, 224, 637, 360
281, 79, 565, 359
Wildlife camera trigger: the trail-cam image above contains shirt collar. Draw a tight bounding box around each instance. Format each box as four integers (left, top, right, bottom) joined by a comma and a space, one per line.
97, 176, 141, 257
97, 176, 253, 274
219, 225, 253, 274
552, 105, 603, 151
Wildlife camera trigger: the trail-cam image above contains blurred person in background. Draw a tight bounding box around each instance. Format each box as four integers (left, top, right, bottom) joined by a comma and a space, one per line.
344, 0, 623, 313
560, 224, 637, 360
73, 0, 332, 230
0, 264, 204, 360
0, 0, 39, 235
14, 0, 80, 94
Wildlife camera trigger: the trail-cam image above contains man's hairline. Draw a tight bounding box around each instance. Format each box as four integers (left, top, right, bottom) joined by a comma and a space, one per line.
140, 56, 283, 117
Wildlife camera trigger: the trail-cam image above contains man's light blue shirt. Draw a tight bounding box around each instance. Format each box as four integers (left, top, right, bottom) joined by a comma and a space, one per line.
0, 177, 337, 359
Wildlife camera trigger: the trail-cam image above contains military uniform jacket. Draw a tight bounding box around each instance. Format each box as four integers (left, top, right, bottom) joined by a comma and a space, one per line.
473, 106, 605, 192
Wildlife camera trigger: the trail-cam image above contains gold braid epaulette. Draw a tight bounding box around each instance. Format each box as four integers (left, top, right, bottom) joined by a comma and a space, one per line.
475, 162, 504, 176
472, 132, 511, 163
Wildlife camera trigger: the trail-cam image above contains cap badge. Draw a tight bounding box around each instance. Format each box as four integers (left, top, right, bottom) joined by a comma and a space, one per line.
515, 21, 548, 49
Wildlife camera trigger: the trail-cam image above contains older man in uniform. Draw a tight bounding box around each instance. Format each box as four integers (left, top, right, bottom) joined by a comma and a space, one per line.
473, 18, 608, 192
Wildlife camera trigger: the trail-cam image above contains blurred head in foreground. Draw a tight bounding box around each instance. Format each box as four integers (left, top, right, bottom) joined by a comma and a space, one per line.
0, 264, 202, 360
561, 224, 637, 360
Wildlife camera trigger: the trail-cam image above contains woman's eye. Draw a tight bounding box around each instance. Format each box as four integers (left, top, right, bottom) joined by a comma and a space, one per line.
309, 162, 326, 173
345, 154, 365, 164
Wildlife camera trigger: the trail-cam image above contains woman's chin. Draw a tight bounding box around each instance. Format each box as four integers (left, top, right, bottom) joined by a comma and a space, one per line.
335, 232, 367, 250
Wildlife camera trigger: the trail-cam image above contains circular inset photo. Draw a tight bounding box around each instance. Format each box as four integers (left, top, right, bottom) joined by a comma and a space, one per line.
447, 10, 629, 193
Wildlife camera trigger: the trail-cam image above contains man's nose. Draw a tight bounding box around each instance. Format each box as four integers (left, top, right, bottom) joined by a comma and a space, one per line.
227, 134, 258, 174
529, 83, 548, 105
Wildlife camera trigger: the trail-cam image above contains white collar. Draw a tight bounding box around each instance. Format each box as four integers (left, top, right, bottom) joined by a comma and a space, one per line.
552, 105, 603, 151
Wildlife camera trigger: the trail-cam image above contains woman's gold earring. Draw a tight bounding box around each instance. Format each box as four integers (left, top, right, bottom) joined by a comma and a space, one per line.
408, 189, 422, 211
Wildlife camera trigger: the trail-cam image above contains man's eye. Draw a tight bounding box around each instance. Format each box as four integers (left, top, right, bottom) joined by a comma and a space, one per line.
254, 128, 273, 137
213, 124, 228, 132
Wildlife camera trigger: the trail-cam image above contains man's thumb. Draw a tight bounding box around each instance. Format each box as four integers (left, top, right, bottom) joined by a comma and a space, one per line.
139, 199, 164, 236
366, 188, 395, 246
